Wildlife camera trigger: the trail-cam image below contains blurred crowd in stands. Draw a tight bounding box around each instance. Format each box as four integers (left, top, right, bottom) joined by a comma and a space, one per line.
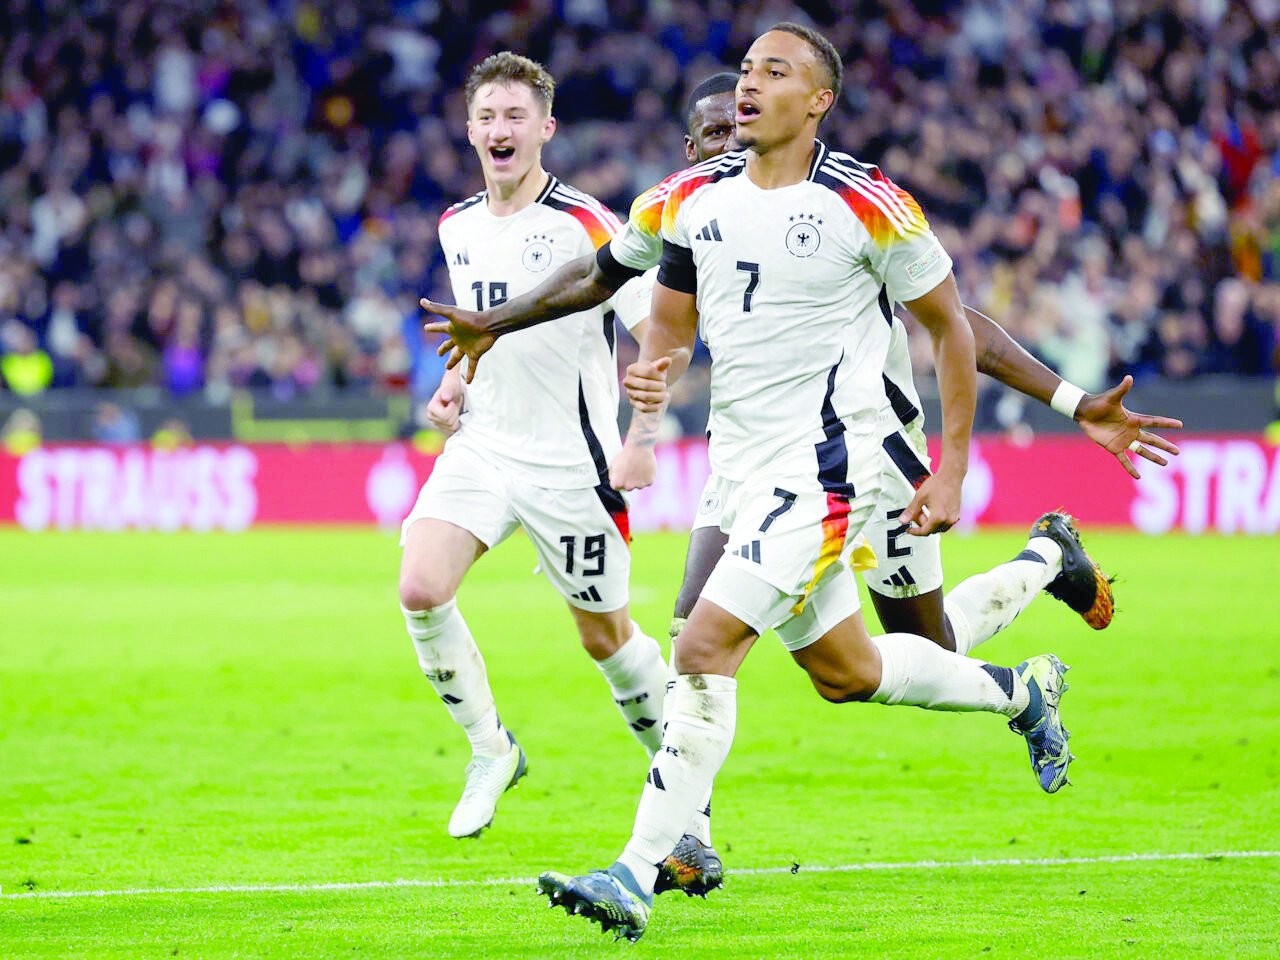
0, 0, 1277, 434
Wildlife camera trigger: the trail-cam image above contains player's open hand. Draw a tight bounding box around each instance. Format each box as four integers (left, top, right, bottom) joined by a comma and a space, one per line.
609, 442, 658, 491
426, 379, 464, 433
899, 468, 963, 536
624, 356, 671, 413
1075, 375, 1182, 479
420, 299, 497, 384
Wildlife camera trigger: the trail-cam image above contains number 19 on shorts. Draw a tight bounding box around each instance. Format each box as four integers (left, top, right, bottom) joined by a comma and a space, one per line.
560, 534, 606, 576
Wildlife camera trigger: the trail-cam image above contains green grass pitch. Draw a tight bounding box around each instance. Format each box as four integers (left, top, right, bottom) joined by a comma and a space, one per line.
2, 527, 1277, 958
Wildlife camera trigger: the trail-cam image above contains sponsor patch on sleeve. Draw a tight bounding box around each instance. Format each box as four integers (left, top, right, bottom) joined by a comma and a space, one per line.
905, 245, 944, 281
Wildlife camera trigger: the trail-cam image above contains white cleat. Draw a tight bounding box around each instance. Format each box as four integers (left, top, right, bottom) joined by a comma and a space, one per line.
447, 731, 528, 839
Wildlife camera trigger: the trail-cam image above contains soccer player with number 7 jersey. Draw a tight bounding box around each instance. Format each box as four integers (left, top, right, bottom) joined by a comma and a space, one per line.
529, 23, 1097, 940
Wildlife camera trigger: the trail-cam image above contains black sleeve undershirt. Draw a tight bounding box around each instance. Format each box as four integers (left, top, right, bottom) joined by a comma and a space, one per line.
595, 242, 645, 283
657, 239, 697, 294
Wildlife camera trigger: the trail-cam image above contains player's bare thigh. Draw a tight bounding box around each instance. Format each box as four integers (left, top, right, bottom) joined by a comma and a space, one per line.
399, 518, 487, 611
790, 611, 884, 703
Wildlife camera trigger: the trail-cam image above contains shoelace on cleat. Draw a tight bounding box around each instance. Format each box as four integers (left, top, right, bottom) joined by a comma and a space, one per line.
458, 752, 515, 803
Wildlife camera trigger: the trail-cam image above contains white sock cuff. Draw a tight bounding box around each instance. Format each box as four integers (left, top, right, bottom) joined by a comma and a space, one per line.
868, 635, 905, 705
595, 626, 663, 689
1024, 536, 1064, 569
667, 675, 738, 727
401, 598, 457, 629
672, 673, 737, 695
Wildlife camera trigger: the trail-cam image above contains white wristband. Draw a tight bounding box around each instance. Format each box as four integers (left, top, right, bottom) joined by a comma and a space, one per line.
1050, 381, 1086, 419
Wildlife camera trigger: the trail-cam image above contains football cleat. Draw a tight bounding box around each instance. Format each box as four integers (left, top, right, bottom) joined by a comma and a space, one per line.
1010, 654, 1073, 793
654, 834, 724, 898
1032, 511, 1114, 629
539, 865, 651, 942
447, 730, 527, 839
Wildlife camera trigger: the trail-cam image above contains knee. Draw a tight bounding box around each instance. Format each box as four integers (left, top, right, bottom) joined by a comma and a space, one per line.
671, 631, 719, 675
398, 573, 455, 613
577, 614, 631, 661
807, 662, 880, 704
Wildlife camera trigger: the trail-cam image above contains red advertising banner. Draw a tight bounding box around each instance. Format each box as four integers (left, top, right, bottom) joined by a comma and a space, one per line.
0, 435, 1275, 534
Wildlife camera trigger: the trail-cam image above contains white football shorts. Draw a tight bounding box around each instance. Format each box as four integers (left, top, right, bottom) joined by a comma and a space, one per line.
692, 427, 942, 608
400, 436, 631, 613
863, 426, 944, 599
698, 452, 881, 652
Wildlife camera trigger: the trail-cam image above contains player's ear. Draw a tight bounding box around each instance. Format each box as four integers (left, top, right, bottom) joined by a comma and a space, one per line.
812, 88, 834, 120
540, 113, 557, 144
465, 118, 476, 146
684, 135, 697, 163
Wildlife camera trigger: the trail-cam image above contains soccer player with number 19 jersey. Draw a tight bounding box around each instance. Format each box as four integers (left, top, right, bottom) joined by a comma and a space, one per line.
397, 53, 669, 842
537, 23, 1077, 941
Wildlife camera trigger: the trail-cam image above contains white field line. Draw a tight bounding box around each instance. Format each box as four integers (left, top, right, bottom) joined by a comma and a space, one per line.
3, 849, 1276, 902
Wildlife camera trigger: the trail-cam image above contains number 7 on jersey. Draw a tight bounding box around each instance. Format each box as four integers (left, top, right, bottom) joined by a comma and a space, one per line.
736, 261, 760, 313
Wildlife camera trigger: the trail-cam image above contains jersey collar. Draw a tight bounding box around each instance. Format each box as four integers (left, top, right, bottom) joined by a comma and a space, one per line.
807, 139, 828, 182
535, 174, 558, 205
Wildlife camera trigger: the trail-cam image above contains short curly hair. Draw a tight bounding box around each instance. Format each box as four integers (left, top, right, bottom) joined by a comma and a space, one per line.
768, 21, 842, 119
464, 52, 555, 114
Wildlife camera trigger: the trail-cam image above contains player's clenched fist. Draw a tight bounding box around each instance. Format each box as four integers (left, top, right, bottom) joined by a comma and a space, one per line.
624, 356, 672, 412
609, 442, 658, 491
899, 468, 964, 536
426, 378, 464, 433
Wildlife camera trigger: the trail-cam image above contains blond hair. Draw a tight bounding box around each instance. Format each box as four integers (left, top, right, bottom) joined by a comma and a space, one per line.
464, 52, 555, 114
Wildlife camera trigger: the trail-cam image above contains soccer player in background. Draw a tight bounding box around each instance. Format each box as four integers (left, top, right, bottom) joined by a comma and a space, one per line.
398, 52, 669, 841
530, 23, 1095, 939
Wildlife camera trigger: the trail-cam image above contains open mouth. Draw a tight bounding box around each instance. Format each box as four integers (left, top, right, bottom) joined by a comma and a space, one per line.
489, 146, 515, 162
736, 100, 761, 123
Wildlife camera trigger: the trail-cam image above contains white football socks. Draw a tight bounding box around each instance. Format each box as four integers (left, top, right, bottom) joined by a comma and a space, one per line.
945, 536, 1064, 655
665, 660, 716, 844
618, 674, 737, 895
593, 625, 668, 757
870, 633, 1030, 717
403, 600, 510, 758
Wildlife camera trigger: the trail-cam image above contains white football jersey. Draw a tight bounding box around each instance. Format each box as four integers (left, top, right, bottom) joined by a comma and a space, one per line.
657, 142, 952, 487
880, 312, 927, 441
438, 176, 650, 489
609, 155, 930, 452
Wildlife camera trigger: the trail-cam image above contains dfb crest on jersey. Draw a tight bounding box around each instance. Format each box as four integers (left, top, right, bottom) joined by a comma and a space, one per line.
522, 234, 553, 272
699, 487, 720, 516
785, 213, 823, 258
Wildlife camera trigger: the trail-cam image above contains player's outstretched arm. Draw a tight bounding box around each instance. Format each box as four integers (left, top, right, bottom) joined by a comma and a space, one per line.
964, 305, 1182, 478
422, 252, 623, 381
901, 275, 976, 536
609, 283, 697, 492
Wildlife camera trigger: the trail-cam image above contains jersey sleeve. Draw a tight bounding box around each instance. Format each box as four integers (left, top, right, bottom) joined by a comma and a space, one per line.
605, 267, 655, 332
609, 182, 668, 272
436, 220, 466, 306
655, 177, 698, 294
849, 173, 953, 303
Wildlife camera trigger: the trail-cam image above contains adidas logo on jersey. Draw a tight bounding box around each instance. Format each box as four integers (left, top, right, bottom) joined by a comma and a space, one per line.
454, 249, 470, 265
695, 219, 723, 242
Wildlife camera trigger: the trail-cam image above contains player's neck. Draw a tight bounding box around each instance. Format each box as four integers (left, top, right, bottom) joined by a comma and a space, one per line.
484, 165, 550, 217
745, 136, 817, 190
